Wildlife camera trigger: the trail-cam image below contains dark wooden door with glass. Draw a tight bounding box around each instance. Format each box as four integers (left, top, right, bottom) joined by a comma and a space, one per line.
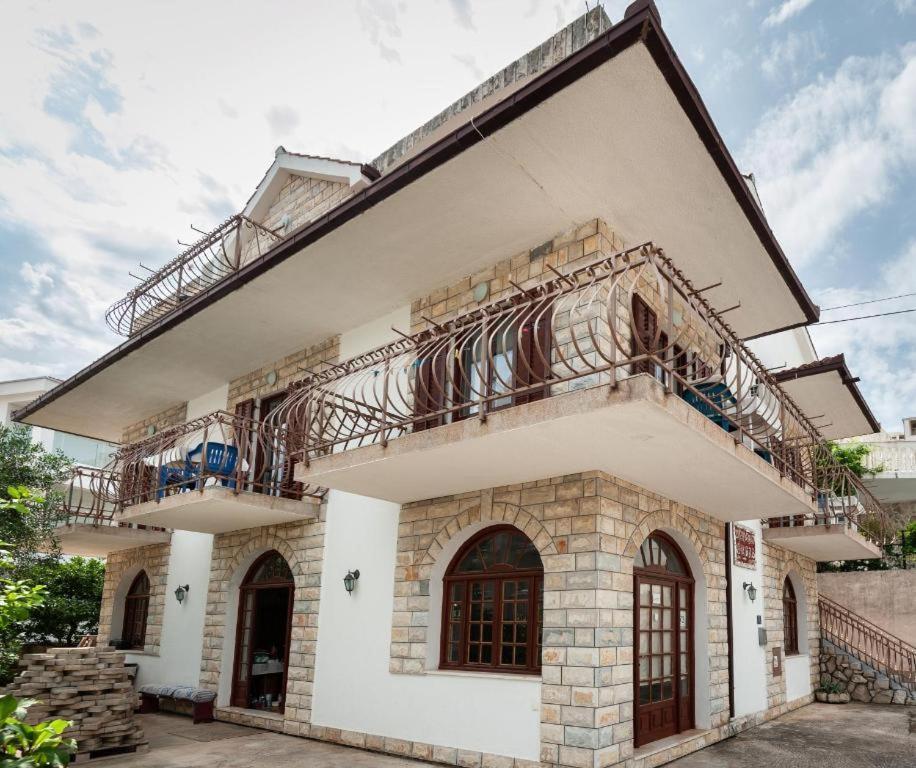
231, 551, 294, 712
633, 532, 694, 748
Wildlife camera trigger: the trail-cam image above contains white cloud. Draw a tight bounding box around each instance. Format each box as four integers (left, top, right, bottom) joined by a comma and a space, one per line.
763, 0, 816, 28
742, 47, 916, 268
265, 105, 300, 138
810, 240, 916, 428
760, 28, 825, 81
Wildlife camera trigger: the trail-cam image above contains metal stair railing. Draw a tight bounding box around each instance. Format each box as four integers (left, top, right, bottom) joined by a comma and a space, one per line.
818, 594, 916, 691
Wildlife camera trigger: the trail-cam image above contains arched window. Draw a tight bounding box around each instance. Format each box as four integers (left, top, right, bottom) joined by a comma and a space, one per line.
782, 577, 799, 655
122, 571, 150, 650
441, 526, 543, 674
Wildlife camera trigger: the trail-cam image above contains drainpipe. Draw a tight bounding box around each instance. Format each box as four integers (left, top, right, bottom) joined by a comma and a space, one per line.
724, 522, 735, 720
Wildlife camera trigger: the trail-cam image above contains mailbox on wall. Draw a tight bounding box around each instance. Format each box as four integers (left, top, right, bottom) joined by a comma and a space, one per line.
772, 647, 782, 677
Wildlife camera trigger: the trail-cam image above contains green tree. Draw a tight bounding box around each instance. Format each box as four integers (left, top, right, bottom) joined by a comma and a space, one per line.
22, 558, 104, 646
0, 425, 70, 571
0, 533, 76, 766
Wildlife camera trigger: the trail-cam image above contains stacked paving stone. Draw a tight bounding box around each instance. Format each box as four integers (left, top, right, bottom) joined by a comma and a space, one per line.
820, 641, 916, 705
4, 647, 146, 755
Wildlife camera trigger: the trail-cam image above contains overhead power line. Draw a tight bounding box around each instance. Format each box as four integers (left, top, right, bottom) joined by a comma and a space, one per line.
815, 307, 916, 325
820, 290, 916, 311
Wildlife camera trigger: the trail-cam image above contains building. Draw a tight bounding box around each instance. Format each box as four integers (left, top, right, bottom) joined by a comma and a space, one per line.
0, 376, 115, 468
842, 417, 916, 521
13, 3, 892, 766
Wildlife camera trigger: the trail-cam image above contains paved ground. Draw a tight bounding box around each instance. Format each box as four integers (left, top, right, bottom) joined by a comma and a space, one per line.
101, 713, 435, 768
102, 704, 913, 768
669, 703, 914, 768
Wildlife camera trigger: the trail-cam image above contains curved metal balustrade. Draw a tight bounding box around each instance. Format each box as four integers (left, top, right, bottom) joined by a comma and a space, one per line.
58, 466, 166, 533
268, 242, 887, 541
105, 215, 283, 337
112, 410, 326, 508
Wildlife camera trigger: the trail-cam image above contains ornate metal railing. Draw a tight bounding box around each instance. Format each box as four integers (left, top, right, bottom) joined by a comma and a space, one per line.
57, 466, 165, 533
105, 215, 283, 337
270, 242, 886, 539
819, 595, 916, 690
112, 410, 325, 508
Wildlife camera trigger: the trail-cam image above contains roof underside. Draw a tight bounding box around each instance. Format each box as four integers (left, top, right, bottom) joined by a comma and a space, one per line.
774, 356, 880, 439
16, 6, 818, 442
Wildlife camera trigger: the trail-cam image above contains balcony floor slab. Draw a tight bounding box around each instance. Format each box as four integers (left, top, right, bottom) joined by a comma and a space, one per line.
55, 523, 171, 558
762, 524, 881, 561
296, 375, 816, 523
117, 486, 319, 534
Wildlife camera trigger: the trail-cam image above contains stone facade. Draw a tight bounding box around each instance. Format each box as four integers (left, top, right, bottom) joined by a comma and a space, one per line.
199, 519, 325, 733
819, 640, 916, 705
760, 542, 819, 715
391, 471, 730, 768
98, 541, 170, 652
121, 403, 188, 445
4, 647, 146, 756
227, 336, 339, 413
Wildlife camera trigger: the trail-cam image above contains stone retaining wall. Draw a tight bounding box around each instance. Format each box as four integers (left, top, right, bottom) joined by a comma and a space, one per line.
819, 641, 916, 705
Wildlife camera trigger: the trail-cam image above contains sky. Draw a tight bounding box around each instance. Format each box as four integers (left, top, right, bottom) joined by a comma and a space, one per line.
0, 0, 914, 431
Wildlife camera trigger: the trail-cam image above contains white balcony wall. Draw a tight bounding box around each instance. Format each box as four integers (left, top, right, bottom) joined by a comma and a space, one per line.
125, 531, 214, 689
729, 522, 768, 717
312, 304, 540, 761
186, 384, 229, 420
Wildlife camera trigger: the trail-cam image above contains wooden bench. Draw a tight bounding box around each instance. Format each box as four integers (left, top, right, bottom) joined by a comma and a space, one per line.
138, 685, 216, 724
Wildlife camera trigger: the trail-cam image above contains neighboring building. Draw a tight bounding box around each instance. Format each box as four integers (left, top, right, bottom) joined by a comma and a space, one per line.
13, 3, 895, 766
844, 418, 916, 520
0, 376, 115, 468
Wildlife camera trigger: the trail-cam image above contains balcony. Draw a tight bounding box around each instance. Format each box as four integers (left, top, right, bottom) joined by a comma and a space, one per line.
75, 412, 323, 535
105, 215, 283, 337
114, 410, 324, 533
762, 493, 883, 562
54, 467, 170, 557
274, 243, 887, 539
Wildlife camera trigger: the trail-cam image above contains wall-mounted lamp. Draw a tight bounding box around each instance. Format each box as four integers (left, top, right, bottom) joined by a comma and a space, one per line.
174, 584, 190, 604
742, 582, 757, 602
343, 569, 360, 596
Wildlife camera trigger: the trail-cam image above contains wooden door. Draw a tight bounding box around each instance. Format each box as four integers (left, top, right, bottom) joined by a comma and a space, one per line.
634, 533, 694, 748
231, 588, 257, 707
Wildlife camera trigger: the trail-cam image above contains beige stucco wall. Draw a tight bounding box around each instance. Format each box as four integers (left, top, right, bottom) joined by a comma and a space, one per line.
817, 570, 916, 643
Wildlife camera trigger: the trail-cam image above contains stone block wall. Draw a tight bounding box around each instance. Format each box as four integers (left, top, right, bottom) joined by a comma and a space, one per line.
760, 542, 819, 715
199, 518, 325, 732
4, 647, 146, 755
121, 403, 188, 445
392, 471, 730, 768
227, 336, 340, 413
98, 541, 170, 652
819, 641, 916, 705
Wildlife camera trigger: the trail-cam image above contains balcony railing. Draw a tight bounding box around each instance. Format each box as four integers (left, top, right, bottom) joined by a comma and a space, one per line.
105, 215, 283, 337
57, 466, 165, 533
112, 410, 325, 508
269, 242, 887, 539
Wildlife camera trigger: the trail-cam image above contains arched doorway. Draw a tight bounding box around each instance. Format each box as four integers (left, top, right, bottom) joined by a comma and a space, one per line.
231, 551, 294, 712
122, 570, 150, 650
634, 531, 694, 747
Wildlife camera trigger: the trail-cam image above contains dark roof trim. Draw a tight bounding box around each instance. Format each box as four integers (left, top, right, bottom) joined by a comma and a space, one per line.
773, 354, 881, 434
14, 1, 818, 425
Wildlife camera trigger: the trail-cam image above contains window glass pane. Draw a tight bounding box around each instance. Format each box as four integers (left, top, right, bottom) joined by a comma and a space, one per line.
250, 553, 293, 583
458, 546, 484, 573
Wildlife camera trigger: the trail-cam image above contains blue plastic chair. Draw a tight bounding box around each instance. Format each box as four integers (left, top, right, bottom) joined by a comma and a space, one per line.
681, 382, 737, 433
185, 442, 239, 489
157, 464, 194, 498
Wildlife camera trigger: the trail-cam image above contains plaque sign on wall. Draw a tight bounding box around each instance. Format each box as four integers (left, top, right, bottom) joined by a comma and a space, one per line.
733, 524, 756, 569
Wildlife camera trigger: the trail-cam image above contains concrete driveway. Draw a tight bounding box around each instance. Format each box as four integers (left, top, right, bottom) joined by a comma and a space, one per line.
102, 703, 912, 768
669, 703, 914, 768
101, 713, 436, 768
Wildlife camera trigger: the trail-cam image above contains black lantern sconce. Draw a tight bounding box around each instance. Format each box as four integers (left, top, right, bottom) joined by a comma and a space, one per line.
743, 582, 757, 602
174, 584, 190, 604
343, 570, 360, 596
